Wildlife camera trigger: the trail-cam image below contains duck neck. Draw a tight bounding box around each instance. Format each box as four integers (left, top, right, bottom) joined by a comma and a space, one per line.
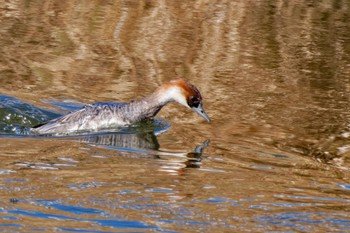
122, 87, 174, 123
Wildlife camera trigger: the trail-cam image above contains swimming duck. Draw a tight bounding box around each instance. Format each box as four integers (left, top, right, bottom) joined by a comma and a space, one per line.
32, 79, 210, 134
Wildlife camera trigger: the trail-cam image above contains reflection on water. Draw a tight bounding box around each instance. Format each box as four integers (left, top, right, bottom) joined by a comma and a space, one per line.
81, 132, 160, 150
1, 0, 350, 232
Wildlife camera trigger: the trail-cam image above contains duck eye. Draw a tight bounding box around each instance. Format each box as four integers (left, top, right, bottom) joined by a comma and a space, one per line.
188, 96, 200, 108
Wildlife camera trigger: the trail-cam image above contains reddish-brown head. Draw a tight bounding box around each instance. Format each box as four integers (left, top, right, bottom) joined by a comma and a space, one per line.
160, 79, 210, 122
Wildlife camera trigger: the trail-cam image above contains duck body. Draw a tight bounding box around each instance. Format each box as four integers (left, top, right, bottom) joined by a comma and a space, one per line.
32, 79, 210, 135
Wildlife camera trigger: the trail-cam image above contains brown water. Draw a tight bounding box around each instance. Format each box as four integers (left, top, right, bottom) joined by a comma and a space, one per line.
1, 0, 350, 232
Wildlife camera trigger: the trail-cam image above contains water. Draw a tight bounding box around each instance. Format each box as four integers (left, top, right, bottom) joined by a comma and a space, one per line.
1, 0, 350, 232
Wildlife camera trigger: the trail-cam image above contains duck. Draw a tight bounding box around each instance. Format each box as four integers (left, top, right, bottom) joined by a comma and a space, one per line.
32, 79, 210, 135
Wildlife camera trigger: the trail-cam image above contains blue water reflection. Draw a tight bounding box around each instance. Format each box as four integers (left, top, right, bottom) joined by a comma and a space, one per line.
338, 184, 350, 190
3, 204, 164, 231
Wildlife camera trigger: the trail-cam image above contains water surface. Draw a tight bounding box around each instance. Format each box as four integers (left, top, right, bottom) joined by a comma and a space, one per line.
1, 0, 350, 232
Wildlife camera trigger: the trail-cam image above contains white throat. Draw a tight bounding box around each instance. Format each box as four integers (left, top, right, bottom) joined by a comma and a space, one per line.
160, 86, 189, 108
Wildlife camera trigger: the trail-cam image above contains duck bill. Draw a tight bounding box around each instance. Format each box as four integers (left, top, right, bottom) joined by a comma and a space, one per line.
192, 103, 210, 122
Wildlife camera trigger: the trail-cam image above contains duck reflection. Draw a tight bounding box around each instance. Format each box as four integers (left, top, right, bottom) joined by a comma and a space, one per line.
79, 132, 160, 150
155, 139, 210, 175
155, 139, 210, 171
78, 132, 209, 171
